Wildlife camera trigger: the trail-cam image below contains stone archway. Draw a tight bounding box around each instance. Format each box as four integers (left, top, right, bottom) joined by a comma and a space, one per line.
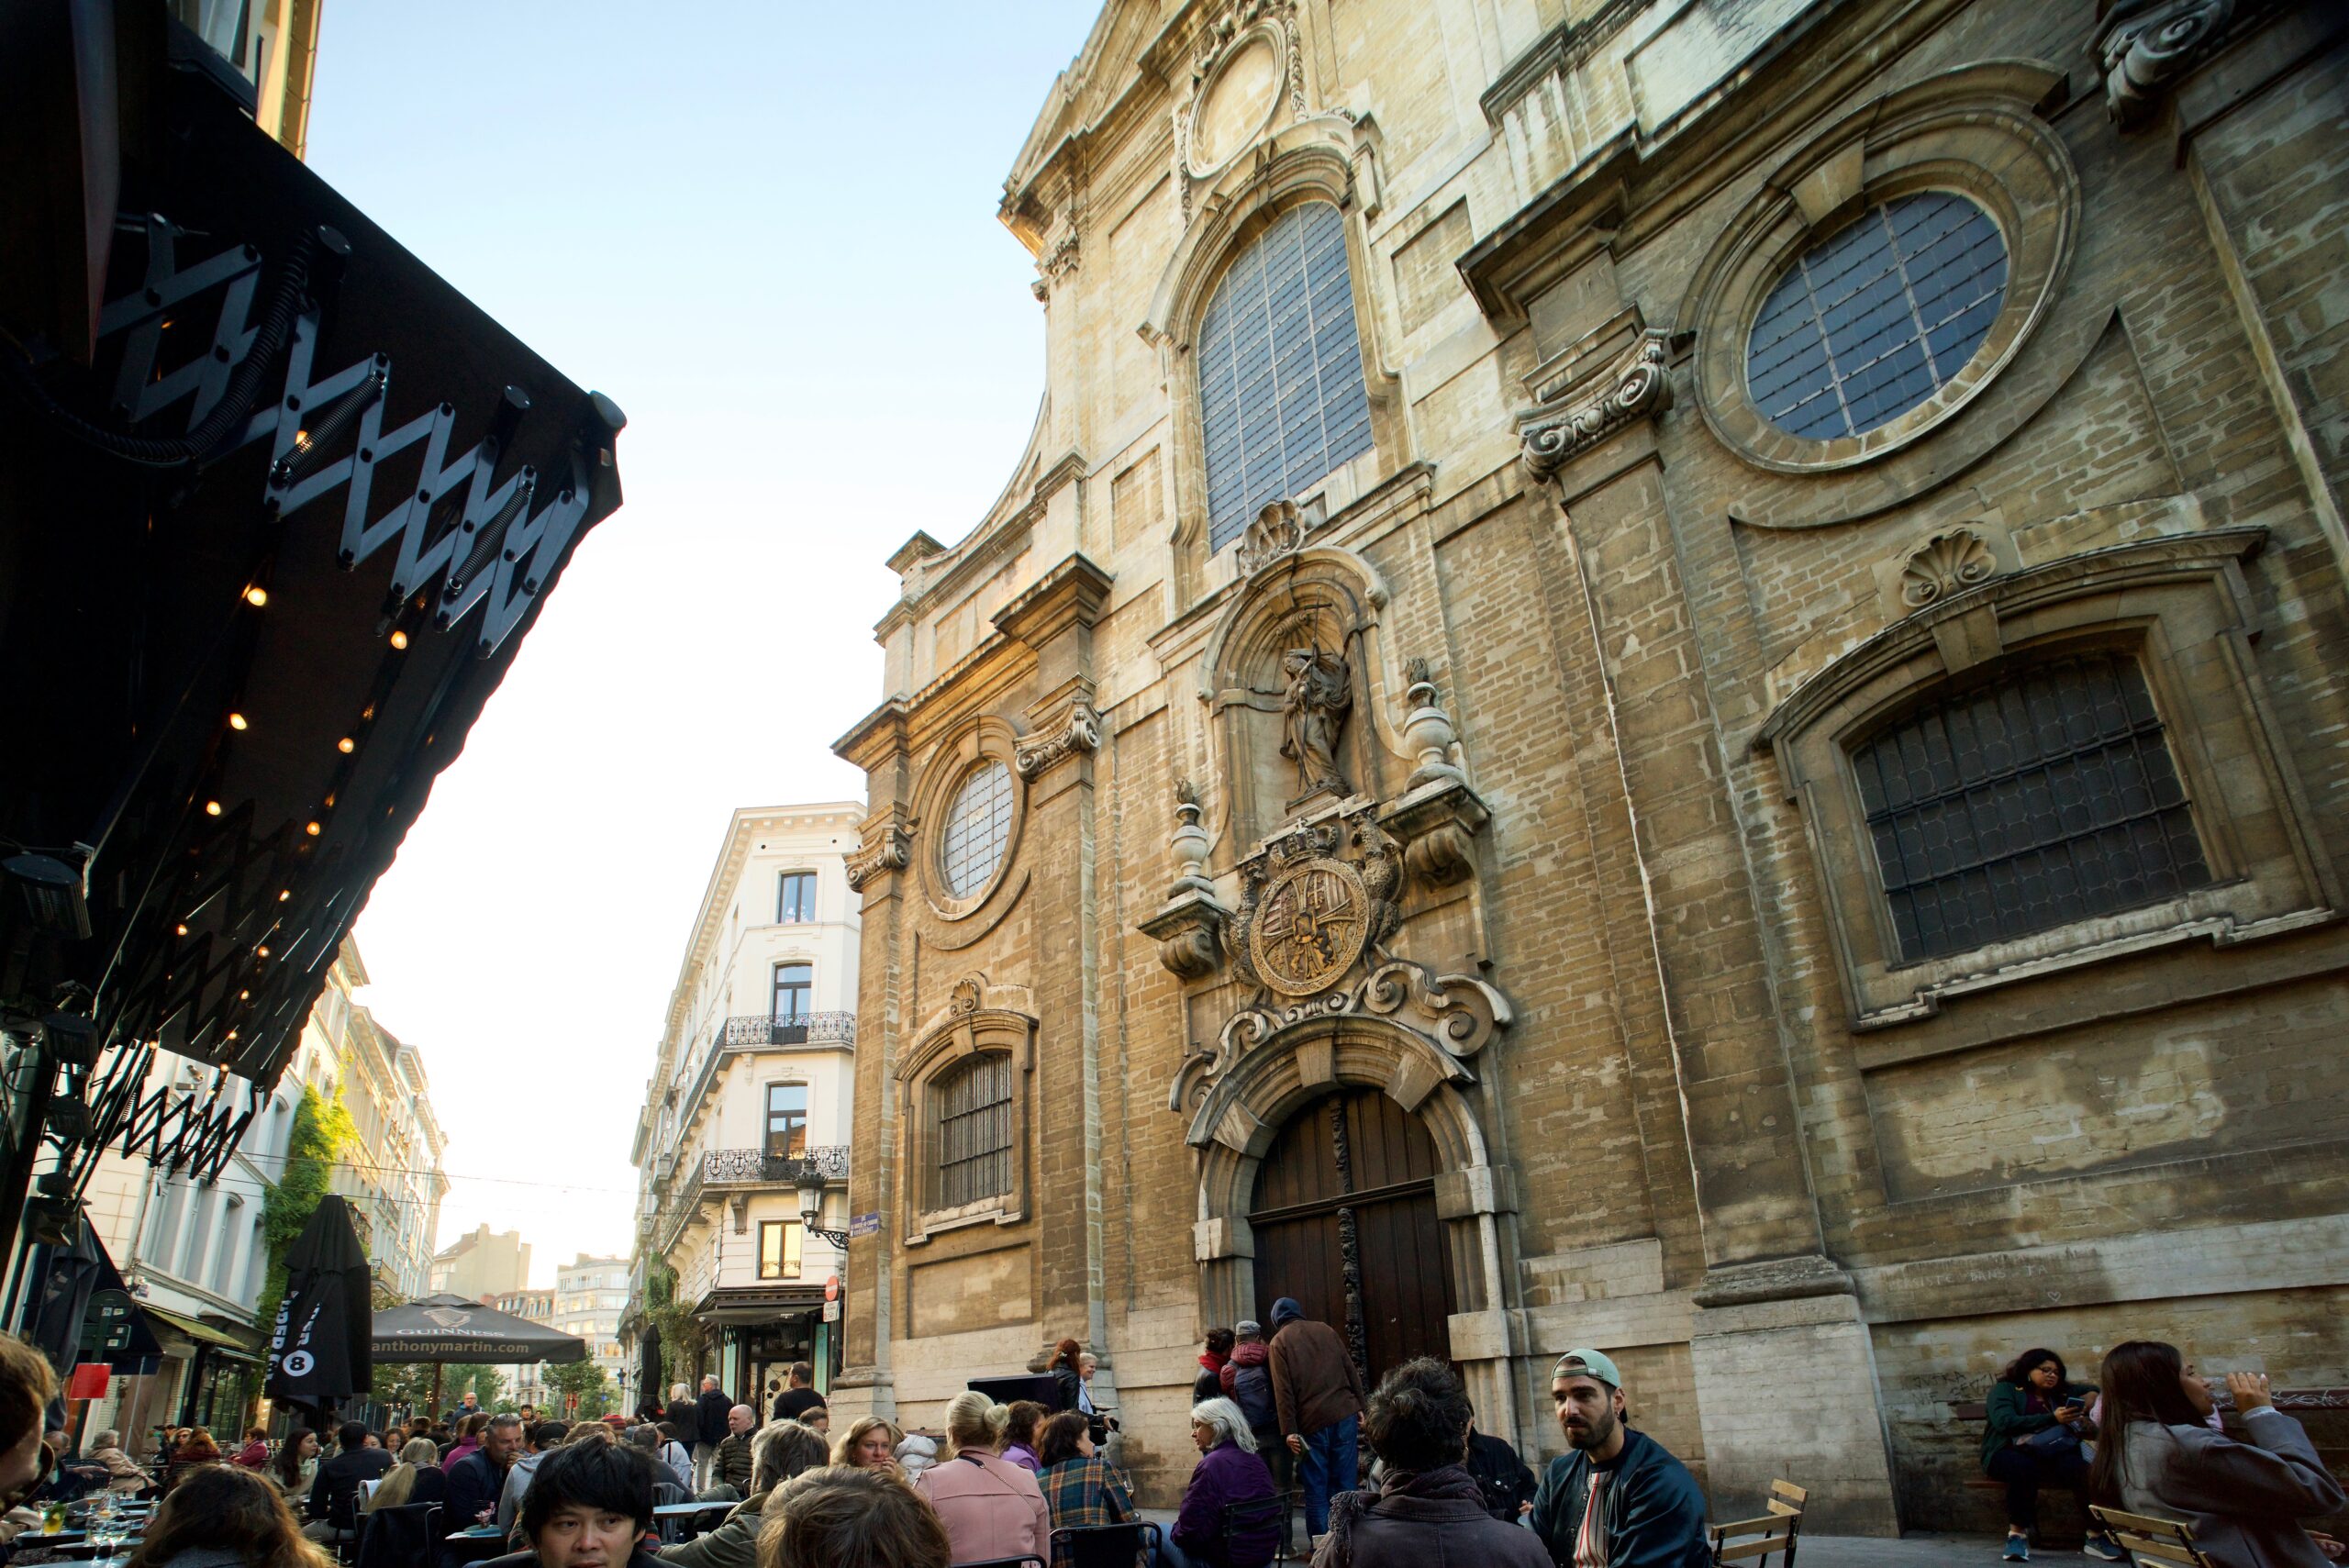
1176, 1002, 1520, 1438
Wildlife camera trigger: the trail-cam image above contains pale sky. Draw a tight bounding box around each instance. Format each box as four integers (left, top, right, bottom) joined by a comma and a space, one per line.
308, 1, 1102, 1288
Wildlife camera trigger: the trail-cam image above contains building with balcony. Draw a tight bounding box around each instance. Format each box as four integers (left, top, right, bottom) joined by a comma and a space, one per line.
493, 1288, 556, 1410
630, 804, 861, 1407
554, 1255, 631, 1409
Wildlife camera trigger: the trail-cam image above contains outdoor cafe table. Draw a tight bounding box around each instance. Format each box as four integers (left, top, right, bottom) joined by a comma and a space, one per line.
653, 1503, 718, 1545
443, 1529, 510, 1566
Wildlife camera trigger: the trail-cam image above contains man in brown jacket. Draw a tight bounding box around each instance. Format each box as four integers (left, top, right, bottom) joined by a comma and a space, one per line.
1267, 1296, 1365, 1546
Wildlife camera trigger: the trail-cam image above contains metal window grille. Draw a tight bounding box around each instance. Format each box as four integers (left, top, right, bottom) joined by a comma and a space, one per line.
941, 762, 1014, 897
1853, 653, 2210, 962
1746, 191, 2009, 440
1198, 202, 1375, 553
776, 872, 816, 924
771, 962, 811, 1022
764, 1084, 807, 1159
934, 1053, 1014, 1210
757, 1220, 802, 1281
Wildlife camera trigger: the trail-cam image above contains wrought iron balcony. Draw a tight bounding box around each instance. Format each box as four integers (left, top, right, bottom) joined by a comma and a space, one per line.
700, 1146, 851, 1187
651, 1146, 849, 1256
719, 1012, 855, 1049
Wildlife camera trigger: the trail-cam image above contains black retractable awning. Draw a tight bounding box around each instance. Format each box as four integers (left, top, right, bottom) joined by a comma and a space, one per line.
0, 15, 625, 1208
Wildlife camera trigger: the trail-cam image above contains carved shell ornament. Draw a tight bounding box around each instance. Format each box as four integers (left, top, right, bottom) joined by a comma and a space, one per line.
1898, 527, 1999, 609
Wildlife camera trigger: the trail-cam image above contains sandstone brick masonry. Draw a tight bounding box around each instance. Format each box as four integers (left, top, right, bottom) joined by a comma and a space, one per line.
828, 0, 2349, 1538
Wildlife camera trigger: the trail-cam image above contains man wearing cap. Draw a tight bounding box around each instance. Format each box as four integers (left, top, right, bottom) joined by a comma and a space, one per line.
1530, 1349, 1709, 1568
1267, 1296, 1367, 1546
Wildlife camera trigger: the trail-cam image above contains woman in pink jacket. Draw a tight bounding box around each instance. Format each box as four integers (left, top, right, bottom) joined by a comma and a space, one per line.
913, 1391, 1052, 1563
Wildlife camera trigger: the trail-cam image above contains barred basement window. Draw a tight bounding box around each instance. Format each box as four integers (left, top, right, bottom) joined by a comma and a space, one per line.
941, 761, 1014, 898
934, 1052, 1014, 1209
1198, 202, 1374, 554
1854, 654, 2210, 962
1747, 191, 2008, 440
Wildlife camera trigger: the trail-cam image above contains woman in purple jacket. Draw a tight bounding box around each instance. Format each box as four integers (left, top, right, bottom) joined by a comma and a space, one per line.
1162, 1397, 1279, 1568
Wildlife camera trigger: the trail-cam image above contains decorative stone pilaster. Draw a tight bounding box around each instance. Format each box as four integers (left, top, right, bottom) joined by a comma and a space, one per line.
2098, 0, 2236, 129
1517, 328, 1674, 481
843, 817, 911, 892
1013, 694, 1101, 779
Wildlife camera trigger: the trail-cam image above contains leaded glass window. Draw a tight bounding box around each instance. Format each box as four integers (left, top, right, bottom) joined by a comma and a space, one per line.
1747, 191, 2008, 439
941, 761, 1013, 897
934, 1053, 1014, 1209
1853, 654, 2210, 962
1198, 202, 1374, 553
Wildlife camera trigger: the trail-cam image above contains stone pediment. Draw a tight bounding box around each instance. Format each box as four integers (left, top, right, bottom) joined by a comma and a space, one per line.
1169, 957, 1513, 1139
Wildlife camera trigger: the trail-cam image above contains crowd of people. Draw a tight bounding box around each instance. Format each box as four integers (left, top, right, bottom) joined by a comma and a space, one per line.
0, 1318, 2332, 1568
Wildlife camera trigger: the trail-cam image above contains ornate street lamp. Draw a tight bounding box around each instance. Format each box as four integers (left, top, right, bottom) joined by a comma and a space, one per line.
794, 1170, 849, 1248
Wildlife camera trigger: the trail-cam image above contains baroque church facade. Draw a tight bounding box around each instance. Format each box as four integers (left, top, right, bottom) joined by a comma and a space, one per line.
829, 0, 2349, 1530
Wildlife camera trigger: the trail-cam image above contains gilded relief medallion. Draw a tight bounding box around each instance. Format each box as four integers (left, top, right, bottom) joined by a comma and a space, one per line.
1247, 856, 1369, 996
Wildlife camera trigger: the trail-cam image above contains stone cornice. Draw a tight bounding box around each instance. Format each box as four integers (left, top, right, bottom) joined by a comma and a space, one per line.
992, 552, 1117, 648
1460, 0, 1978, 321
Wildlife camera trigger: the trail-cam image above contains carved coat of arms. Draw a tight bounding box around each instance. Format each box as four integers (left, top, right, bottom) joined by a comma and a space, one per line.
1249, 857, 1369, 995
1230, 816, 1402, 1001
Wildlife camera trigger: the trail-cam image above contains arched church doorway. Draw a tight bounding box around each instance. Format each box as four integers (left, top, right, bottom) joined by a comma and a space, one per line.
1248, 1085, 1456, 1383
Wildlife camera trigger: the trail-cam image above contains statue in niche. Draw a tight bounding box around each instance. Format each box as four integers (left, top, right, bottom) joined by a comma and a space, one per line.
1279, 646, 1352, 800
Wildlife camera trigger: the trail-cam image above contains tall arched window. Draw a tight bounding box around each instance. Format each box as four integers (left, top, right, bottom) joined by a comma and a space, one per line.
932, 1051, 1014, 1210
1853, 652, 2208, 961
1198, 202, 1373, 553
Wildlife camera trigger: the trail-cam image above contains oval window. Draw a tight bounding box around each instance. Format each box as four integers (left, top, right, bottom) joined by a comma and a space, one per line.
940, 761, 1014, 898
1745, 192, 2009, 440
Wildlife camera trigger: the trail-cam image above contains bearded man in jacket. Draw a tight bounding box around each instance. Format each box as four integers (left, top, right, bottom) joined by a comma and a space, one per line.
1528, 1350, 1708, 1568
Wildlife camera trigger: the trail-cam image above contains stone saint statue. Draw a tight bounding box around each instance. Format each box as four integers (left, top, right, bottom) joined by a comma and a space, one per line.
1279, 647, 1352, 798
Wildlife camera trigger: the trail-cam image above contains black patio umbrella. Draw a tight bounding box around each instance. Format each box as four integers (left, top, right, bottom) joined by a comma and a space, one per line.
372, 1295, 588, 1364
373, 1295, 585, 1418
265, 1195, 373, 1424
636, 1323, 662, 1417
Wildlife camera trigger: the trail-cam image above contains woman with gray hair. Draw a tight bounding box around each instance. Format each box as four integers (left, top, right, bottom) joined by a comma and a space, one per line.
1162, 1397, 1280, 1568
83, 1429, 151, 1494
658, 1421, 831, 1568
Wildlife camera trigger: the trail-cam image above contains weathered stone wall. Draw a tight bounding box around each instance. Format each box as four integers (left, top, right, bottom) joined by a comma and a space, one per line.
830, 0, 2349, 1535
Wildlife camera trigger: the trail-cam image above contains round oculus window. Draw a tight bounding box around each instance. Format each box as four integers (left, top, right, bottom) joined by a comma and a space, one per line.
940, 761, 1014, 898
1745, 191, 2009, 440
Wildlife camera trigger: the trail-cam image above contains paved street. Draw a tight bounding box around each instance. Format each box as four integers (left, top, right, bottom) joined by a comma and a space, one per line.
1135, 1511, 2006, 1565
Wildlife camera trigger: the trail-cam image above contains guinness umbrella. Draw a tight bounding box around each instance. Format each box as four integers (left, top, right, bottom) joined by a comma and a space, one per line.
373, 1296, 586, 1363
265, 1195, 373, 1420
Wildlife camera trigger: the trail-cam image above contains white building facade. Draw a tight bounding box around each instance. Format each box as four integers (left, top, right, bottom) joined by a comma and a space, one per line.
630, 803, 861, 1407
77, 937, 447, 1442
553, 1255, 630, 1409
